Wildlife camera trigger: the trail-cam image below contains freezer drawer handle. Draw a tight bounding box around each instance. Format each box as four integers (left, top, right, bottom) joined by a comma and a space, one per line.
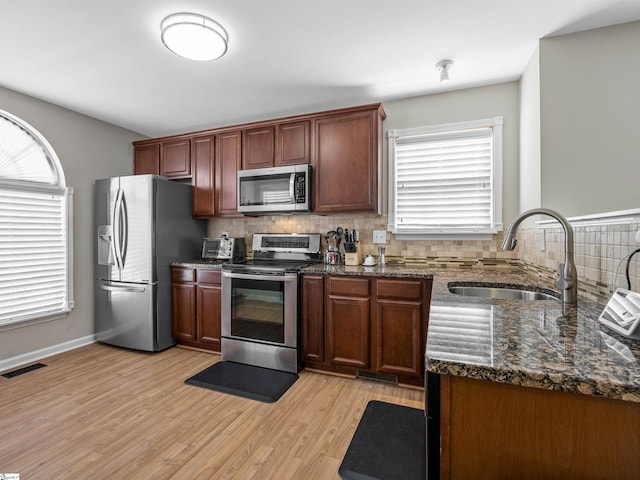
100, 284, 147, 293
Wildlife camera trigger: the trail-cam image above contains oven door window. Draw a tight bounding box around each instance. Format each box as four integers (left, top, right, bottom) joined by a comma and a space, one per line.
230, 277, 285, 344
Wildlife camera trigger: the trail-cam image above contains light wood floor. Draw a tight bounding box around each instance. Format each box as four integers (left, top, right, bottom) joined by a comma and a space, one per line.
0, 343, 424, 479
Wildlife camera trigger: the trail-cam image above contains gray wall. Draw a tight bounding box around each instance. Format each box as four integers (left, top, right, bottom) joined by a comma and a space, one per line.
519, 46, 541, 213
0, 86, 142, 363
539, 20, 640, 216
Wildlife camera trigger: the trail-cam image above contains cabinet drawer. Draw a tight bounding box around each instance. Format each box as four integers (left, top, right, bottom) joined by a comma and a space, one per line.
375, 279, 423, 300
197, 269, 221, 285
172, 267, 195, 283
327, 276, 369, 297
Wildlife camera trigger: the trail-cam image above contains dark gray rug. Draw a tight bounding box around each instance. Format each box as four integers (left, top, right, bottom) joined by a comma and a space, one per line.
338, 400, 426, 480
184, 361, 298, 403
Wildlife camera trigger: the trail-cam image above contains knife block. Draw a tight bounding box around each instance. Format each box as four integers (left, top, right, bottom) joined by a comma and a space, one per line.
344, 244, 362, 266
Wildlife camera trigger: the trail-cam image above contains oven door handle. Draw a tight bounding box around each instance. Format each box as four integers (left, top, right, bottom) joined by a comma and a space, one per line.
222, 271, 297, 282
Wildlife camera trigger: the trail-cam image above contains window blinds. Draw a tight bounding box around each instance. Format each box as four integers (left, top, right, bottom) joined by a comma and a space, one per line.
393, 127, 494, 234
0, 187, 69, 324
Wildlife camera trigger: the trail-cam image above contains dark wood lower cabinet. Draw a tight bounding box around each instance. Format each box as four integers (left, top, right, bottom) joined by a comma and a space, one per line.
327, 295, 370, 369
301, 275, 324, 363
171, 266, 222, 352
437, 374, 640, 479
374, 299, 422, 377
301, 274, 432, 386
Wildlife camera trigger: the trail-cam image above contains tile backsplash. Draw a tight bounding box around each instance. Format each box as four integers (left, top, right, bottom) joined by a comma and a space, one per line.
209, 214, 640, 304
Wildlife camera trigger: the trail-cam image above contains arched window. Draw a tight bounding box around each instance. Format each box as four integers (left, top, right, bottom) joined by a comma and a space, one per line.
0, 109, 74, 327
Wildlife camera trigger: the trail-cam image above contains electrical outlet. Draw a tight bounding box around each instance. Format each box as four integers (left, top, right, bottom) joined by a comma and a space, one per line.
538, 230, 546, 251
635, 229, 640, 244
372, 230, 387, 244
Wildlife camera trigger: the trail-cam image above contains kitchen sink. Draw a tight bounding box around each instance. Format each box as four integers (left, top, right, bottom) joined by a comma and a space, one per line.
448, 283, 559, 301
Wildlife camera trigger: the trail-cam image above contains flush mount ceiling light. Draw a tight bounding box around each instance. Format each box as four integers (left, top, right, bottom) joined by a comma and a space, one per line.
161, 12, 229, 61
436, 59, 454, 84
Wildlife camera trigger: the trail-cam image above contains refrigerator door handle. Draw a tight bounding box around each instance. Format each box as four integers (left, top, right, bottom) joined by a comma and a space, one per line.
113, 188, 124, 271
99, 283, 147, 293
119, 190, 128, 267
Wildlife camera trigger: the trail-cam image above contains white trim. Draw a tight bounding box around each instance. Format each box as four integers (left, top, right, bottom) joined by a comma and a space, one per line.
394, 233, 496, 241
0, 310, 71, 331
387, 116, 503, 139
537, 208, 640, 228
0, 335, 96, 373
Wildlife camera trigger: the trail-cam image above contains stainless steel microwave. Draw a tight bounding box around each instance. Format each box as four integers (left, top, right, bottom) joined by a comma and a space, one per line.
237, 164, 311, 214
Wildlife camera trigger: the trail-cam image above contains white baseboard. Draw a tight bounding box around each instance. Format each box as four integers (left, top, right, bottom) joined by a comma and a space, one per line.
0, 335, 96, 373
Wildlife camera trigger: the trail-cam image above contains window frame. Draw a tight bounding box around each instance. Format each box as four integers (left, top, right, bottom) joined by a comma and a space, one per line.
387, 117, 503, 240
0, 109, 74, 330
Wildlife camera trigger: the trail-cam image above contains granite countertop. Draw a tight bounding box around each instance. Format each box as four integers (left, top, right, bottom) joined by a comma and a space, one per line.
299, 263, 435, 279
301, 263, 640, 403
171, 259, 230, 269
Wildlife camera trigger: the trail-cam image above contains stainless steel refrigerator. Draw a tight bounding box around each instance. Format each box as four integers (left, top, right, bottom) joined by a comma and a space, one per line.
94, 174, 206, 351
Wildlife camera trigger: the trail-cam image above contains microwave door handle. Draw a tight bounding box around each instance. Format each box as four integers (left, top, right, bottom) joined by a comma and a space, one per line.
289, 174, 295, 203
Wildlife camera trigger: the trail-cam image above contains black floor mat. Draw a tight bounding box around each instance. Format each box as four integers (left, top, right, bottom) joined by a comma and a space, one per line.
338, 400, 426, 480
184, 361, 298, 403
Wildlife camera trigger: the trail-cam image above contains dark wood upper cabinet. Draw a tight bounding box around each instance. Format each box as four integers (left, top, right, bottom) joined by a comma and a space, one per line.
133, 103, 384, 215
242, 120, 310, 169
275, 120, 310, 166
215, 130, 242, 217
134, 143, 160, 175
312, 106, 384, 214
191, 134, 215, 217
242, 126, 275, 169
161, 139, 191, 178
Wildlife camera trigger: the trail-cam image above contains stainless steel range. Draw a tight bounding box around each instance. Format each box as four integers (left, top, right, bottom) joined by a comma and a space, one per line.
221, 233, 322, 373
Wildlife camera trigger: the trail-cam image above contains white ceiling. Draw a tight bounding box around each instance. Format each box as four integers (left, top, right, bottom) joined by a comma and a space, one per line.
2, 0, 640, 138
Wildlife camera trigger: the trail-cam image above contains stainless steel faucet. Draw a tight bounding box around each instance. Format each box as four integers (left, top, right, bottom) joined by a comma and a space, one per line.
501, 208, 578, 305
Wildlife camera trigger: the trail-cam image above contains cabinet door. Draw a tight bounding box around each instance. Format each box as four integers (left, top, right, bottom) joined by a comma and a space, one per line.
301, 275, 324, 363
215, 130, 242, 217
192, 135, 215, 217
327, 295, 370, 368
312, 108, 382, 213
275, 120, 310, 166
197, 284, 222, 351
374, 278, 425, 378
374, 299, 423, 377
161, 139, 191, 178
242, 126, 274, 169
134, 143, 160, 175
171, 283, 197, 342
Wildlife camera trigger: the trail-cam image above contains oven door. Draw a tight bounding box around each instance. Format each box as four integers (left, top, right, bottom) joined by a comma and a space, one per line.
221, 271, 298, 348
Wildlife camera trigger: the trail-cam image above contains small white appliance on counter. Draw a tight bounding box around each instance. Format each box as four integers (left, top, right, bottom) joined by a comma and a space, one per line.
94, 174, 206, 351
599, 288, 640, 339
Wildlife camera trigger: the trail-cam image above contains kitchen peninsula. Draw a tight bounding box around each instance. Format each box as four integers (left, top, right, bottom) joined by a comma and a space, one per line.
303, 263, 640, 479
428, 267, 640, 480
